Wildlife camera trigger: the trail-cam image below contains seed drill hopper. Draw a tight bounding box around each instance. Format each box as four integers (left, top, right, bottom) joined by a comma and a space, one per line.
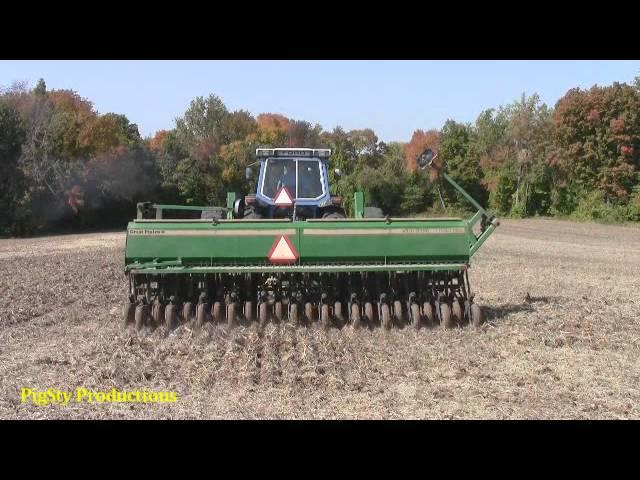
123, 148, 498, 331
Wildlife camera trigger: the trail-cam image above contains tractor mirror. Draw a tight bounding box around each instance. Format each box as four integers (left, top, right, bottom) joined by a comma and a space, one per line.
334, 168, 342, 178
245, 167, 253, 180
417, 149, 435, 170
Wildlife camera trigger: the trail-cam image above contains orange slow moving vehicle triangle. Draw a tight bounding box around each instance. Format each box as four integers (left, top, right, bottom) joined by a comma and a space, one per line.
273, 187, 294, 206
268, 235, 298, 264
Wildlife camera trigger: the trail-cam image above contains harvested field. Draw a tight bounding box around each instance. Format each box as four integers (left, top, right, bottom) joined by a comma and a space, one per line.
1, 218, 639, 419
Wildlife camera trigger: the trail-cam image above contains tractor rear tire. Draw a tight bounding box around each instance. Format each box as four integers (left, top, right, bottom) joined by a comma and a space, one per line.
243, 207, 263, 219
322, 209, 347, 219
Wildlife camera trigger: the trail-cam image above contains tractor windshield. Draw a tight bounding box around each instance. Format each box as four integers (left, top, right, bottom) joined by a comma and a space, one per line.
262, 158, 324, 199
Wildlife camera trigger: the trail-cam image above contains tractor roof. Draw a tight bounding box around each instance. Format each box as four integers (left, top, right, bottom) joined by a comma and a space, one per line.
256, 148, 331, 159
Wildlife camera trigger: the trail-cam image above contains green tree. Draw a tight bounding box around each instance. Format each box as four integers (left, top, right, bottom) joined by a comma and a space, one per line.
0, 104, 27, 234
218, 139, 257, 197
404, 129, 439, 171
335, 141, 410, 216
34, 78, 47, 96
288, 120, 323, 148
168, 95, 235, 205
255, 113, 289, 146
467, 94, 554, 216
502, 93, 554, 216
438, 119, 486, 207
175, 94, 229, 152
324, 126, 357, 178
79, 113, 141, 154
153, 129, 193, 201
221, 110, 257, 144
467, 108, 510, 213
551, 82, 640, 213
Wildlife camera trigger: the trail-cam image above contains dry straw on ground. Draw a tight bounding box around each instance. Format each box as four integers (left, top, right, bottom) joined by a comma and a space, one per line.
0, 218, 639, 419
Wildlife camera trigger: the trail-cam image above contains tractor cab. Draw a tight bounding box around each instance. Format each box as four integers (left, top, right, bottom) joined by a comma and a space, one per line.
244, 148, 345, 219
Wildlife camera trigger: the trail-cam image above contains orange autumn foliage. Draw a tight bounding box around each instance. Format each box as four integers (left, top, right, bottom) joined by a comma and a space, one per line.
149, 130, 169, 152
403, 129, 440, 172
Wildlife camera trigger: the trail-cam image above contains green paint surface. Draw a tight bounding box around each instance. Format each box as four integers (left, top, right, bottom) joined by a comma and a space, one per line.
125, 217, 479, 273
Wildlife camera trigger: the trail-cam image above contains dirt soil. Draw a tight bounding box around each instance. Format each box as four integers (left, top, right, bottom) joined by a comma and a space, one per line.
1, 218, 639, 419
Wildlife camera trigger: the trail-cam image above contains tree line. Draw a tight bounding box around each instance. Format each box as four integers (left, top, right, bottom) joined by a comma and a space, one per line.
1, 76, 639, 236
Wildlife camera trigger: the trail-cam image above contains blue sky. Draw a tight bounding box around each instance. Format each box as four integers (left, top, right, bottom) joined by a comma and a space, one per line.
1, 60, 638, 142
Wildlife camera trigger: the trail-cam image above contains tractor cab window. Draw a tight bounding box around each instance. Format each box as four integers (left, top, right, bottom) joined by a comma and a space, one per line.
262, 158, 324, 200
297, 160, 323, 198
262, 159, 296, 198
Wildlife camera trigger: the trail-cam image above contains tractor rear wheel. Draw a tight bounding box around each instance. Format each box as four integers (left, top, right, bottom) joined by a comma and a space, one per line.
243, 207, 262, 219
322, 209, 346, 219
